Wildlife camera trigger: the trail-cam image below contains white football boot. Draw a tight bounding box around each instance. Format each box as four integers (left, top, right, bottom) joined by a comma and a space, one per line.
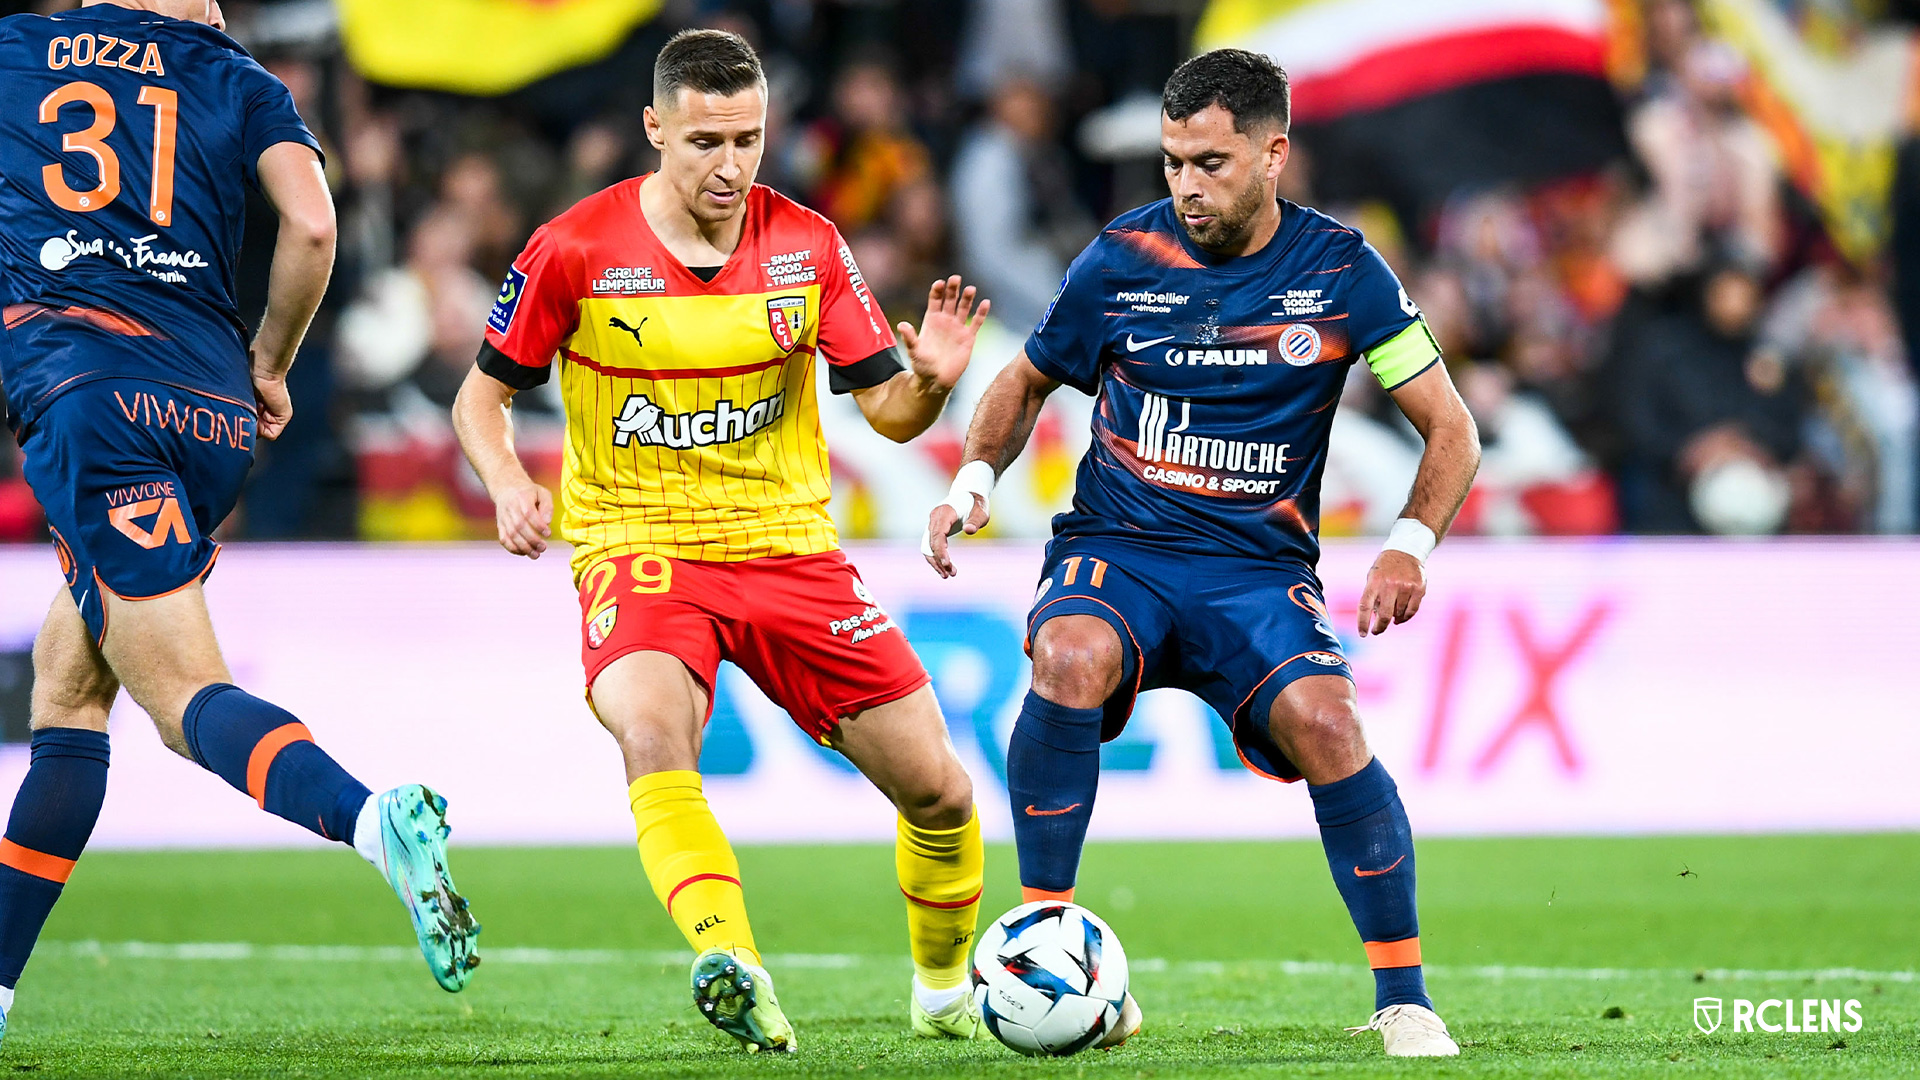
1347, 1003, 1460, 1056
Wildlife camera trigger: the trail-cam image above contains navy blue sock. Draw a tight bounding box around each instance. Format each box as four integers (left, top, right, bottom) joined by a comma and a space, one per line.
0, 728, 110, 989
1308, 757, 1431, 1011
181, 684, 371, 844
1006, 691, 1103, 896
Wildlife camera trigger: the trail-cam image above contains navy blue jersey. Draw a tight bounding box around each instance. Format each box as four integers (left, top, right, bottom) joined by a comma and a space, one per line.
0, 5, 319, 437
1026, 198, 1441, 567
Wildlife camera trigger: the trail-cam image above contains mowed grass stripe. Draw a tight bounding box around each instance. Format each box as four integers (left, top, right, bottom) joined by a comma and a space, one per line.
37, 939, 1920, 984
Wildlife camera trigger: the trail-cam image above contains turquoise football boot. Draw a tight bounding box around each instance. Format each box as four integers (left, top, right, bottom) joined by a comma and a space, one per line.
376, 784, 480, 991
691, 947, 795, 1052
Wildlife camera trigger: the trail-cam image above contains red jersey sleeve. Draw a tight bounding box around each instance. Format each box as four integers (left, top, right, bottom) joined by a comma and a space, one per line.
477, 225, 578, 390
817, 224, 903, 394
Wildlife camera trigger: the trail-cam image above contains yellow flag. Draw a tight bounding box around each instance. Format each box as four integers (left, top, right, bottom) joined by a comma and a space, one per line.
338, 0, 664, 96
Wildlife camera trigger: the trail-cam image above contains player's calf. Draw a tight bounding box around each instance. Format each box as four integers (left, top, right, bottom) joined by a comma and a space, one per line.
0, 726, 109, 1036
1270, 679, 1433, 1016
1009, 616, 1125, 903
0, 594, 121, 1036
833, 688, 985, 1023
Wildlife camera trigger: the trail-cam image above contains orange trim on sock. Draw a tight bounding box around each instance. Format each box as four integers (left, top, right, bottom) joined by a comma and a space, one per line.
0, 838, 76, 884
901, 886, 983, 910
245, 722, 314, 807
1021, 886, 1075, 903
665, 872, 740, 913
1365, 937, 1422, 969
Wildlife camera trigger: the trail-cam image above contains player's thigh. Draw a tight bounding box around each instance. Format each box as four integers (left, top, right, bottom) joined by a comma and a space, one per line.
98, 584, 232, 745
577, 551, 728, 779
586, 649, 711, 778
831, 683, 974, 830
29, 589, 118, 733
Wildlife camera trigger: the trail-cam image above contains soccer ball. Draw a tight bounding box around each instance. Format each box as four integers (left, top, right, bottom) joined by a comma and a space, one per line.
971, 901, 1130, 1056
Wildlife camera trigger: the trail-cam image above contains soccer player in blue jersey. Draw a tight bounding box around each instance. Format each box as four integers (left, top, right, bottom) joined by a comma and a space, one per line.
0, 0, 479, 1038
927, 50, 1479, 1057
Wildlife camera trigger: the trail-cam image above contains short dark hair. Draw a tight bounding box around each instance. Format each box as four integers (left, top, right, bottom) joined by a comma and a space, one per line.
654, 28, 765, 109
1162, 49, 1290, 133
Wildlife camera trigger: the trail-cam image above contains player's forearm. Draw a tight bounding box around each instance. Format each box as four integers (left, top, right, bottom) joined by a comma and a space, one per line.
859, 370, 953, 443
962, 361, 1052, 475
452, 371, 535, 498
1399, 414, 1481, 540
250, 214, 335, 377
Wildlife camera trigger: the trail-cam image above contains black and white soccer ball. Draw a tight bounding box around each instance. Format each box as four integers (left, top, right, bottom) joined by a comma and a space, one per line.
971, 901, 1130, 1056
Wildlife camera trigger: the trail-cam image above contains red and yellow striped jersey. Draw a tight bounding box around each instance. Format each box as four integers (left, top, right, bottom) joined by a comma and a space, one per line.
479, 180, 901, 578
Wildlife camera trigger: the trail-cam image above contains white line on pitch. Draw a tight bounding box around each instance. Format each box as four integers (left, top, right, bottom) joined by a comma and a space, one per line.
38, 941, 1916, 984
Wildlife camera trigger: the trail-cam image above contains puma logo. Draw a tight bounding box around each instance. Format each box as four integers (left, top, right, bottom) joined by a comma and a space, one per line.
609, 315, 648, 347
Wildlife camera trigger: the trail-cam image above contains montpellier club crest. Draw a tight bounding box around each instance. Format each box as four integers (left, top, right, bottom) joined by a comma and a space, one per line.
767, 296, 808, 352
1694, 998, 1722, 1034
1279, 323, 1322, 366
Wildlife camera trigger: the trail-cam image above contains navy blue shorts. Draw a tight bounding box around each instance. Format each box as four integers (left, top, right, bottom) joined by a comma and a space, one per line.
1025, 535, 1352, 781
20, 378, 256, 644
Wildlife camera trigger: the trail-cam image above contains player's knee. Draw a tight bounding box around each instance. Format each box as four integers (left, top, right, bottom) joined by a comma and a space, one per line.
896, 766, 975, 832
1268, 692, 1366, 770
1030, 619, 1124, 710
30, 627, 117, 729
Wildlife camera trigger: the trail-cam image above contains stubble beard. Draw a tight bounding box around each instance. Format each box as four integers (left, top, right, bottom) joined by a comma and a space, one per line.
1179, 177, 1269, 254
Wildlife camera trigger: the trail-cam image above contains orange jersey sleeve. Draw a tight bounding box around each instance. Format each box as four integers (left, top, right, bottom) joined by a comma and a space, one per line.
478, 224, 579, 389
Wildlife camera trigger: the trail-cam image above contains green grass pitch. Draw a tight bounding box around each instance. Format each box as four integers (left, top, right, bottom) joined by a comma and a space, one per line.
10, 834, 1918, 1078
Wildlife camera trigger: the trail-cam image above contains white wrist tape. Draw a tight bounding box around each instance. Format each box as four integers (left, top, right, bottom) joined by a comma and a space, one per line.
921, 460, 996, 556
1383, 517, 1437, 564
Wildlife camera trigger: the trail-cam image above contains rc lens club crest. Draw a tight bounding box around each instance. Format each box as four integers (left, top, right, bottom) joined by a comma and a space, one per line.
767, 296, 807, 351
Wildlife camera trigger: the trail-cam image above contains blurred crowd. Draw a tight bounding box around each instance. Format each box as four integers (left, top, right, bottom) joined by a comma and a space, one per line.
2, 0, 1917, 543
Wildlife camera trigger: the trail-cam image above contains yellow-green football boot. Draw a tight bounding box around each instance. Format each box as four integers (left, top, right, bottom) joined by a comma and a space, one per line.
910, 979, 984, 1039
691, 947, 795, 1052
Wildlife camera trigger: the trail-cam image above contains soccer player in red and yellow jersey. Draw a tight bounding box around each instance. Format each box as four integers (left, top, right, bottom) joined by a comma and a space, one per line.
452, 30, 989, 1052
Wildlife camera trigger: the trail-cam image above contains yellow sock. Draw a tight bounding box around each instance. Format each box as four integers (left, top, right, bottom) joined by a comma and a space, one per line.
630, 770, 760, 965
896, 809, 984, 990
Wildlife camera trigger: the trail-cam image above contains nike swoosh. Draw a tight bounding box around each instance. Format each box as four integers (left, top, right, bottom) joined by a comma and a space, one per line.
1354, 855, 1406, 878
1024, 803, 1083, 817
1124, 334, 1175, 353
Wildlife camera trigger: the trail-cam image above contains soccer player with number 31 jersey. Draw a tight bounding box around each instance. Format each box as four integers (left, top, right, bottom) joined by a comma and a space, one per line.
0, 0, 480, 1042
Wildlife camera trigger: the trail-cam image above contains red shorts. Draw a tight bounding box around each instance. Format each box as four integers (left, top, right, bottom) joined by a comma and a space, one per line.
577, 548, 930, 740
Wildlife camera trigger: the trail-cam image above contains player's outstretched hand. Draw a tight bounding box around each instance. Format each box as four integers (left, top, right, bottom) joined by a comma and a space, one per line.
1358, 550, 1426, 637
495, 482, 554, 559
251, 370, 293, 441
923, 493, 990, 579
899, 275, 990, 391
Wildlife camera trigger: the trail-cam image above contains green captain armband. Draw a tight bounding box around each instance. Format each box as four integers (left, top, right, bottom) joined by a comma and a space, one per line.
1365, 320, 1442, 391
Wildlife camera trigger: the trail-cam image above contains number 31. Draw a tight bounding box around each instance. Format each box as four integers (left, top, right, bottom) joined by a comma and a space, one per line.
39, 80, 177, 226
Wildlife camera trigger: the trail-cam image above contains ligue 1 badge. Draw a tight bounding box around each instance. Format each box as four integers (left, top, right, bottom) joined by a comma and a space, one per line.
767, 295, 807, 352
